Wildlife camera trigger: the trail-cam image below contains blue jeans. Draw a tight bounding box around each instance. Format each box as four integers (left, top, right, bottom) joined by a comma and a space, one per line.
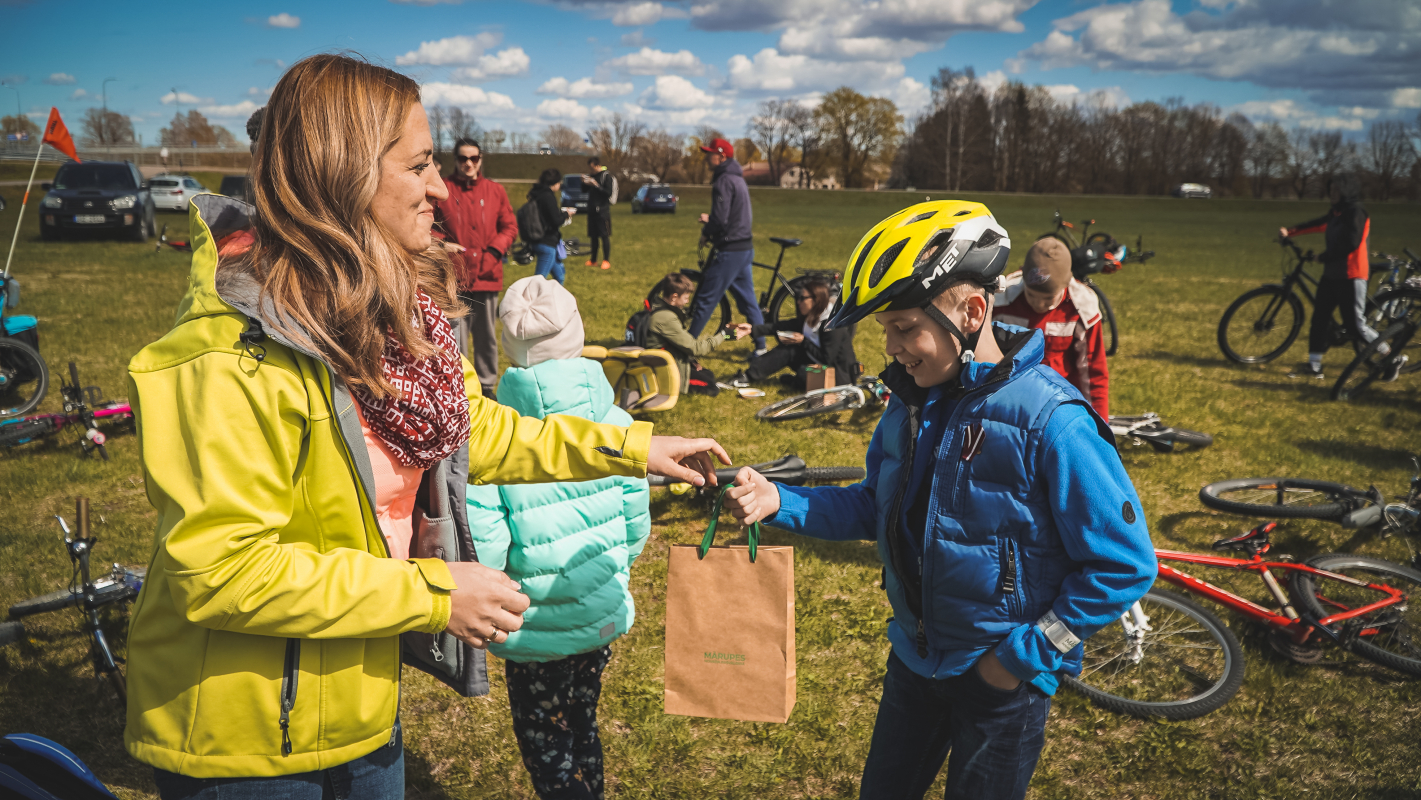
533, 242, 565, 284
152, 722, 403, 800
687, 248, 766, 351
860, 652, 1049, 800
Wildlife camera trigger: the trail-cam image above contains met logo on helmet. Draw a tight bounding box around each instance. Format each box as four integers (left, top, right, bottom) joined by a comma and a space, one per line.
920, 242, 963, 289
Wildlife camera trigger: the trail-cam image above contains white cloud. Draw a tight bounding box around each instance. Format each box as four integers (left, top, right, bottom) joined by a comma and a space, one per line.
537, 76, 634, 99
1393, 88, 1421, 108
536, 98, 598, 121
161, 91, 213, 105
891, 76, 931, 115
977, 70, 1009, 93
199, 100, 262, 118
620, 30, 655, 47
247, 86, 274, 98
396, 32, 502, 66
449, 47, 530, 82
1042, 83, 1131, 108
420, 82, 516, 111
612, 2, 666, 26
1340, 106, 1382, 119
266, 13, 300, 28
68, 88, 89, 101
604, 47, 706, 76
1231, 98, 1365, 130
639, 75, 716, 109
44, 73, 76, 85
1299, 117, 1365, 131
725, 47, 904, 93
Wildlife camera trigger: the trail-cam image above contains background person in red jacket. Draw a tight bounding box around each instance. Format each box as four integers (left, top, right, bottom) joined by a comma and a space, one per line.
995, 237, 1110, 418
434, 137, 518, 398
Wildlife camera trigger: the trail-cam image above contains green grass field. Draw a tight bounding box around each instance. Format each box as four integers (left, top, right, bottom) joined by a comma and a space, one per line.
1, 186, 1419, 799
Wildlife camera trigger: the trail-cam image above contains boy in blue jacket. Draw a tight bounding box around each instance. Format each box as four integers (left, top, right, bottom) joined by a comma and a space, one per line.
467, 276, 651, 800
724, 201, 1157, 800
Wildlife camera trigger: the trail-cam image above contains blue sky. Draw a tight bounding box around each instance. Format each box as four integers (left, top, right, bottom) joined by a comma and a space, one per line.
3, 0, 1418, 145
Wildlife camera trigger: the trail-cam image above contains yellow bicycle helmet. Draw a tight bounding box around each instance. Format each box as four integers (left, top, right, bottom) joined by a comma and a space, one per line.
825, 200, 1011, 361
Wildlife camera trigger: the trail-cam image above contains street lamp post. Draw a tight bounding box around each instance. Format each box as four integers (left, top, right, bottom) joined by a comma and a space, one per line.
102, 77, 117, 153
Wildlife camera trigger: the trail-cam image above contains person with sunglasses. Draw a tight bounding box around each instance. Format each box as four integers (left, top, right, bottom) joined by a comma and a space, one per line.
728, 277, 856, 389
433, 137, 517, 398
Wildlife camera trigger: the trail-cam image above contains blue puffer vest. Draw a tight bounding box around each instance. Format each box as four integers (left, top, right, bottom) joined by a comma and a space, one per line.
466, 358, 651, 663
874, 325, 1112, 664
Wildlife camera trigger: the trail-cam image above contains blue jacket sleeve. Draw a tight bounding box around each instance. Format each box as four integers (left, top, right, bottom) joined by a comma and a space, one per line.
993, 405, 1158, 683
762, 418, 883, 542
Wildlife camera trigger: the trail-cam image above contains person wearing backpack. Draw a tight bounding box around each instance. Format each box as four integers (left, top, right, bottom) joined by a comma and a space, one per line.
643, 272, 751, 395
466, 276, 650, 799
583, 156, 614, 271
521, 168, 574, 284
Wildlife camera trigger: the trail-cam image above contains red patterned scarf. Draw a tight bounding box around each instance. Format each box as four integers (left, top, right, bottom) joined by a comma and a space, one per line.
351, 290, 471, 469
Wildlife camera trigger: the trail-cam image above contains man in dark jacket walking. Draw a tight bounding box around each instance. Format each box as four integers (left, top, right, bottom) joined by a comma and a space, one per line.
584, 156, 613, 270
433, 137, 518, 397
691, 138, 766, 354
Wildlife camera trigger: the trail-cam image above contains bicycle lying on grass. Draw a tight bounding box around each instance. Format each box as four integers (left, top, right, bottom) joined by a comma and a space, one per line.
1108, 413, 1213, 452
0, 362, 133, 459
1330, 280, 1421, 401
1041, 210, 1157, 357
755, 373, 891, 421
2, 498, 144, 704
1064, 521, 1421, 720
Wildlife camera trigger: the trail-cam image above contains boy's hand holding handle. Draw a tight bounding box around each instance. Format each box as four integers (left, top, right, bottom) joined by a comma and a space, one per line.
724, 468, 780, 527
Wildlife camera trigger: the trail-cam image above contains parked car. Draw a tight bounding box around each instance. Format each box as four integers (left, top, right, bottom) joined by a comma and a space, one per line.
1173, 183, 1212, 199
538, 145, 555, 155
149, 173, 209, 212
218, 175, 250, 203
631, 183, 677, 214
561, 175, 589, 211
39, 161, 155, 242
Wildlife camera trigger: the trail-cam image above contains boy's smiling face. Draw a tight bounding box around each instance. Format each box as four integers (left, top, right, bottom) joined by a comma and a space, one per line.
877, 289, 988, 387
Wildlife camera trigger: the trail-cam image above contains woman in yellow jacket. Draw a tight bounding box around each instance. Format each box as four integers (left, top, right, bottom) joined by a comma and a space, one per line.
126, 54, 726, 799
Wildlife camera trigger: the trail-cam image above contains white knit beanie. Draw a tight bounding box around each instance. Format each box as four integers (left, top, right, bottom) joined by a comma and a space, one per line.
499, 276, 586, 368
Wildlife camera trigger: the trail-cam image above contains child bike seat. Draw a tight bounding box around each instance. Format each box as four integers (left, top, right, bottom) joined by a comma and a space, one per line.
582, 346, 680, 413
1211, 521, 1276, 553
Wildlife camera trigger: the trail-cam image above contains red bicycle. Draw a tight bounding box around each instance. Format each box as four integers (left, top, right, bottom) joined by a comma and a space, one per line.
0, 362, 133, 459
1063, 521, 1421, 720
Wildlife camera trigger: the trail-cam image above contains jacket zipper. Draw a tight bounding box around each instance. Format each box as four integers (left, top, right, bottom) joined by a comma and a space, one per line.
1002, 539, 1019, 616
279, 638, 299, 756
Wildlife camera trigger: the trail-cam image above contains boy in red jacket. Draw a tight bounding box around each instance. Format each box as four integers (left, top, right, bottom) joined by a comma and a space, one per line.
994, 237, 1110, 418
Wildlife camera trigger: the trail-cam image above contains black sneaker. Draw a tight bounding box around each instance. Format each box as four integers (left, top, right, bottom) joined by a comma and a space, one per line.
728, 371, 752, 389
1382, 354, 1409, 382
1288, 363, 1324, 380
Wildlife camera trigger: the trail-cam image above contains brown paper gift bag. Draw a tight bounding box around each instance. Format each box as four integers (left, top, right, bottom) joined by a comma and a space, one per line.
664, 486, 796, 723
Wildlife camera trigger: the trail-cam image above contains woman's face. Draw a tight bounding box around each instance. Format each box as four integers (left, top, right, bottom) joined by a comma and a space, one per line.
796, 293, 815, 316
372, 103, 448, 254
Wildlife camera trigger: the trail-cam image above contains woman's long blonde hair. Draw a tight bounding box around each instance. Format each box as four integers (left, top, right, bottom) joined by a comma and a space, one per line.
225, 53, 462, 397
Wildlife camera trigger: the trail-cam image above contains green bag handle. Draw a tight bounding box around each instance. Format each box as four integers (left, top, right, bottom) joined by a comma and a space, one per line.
699, 482, 760, 563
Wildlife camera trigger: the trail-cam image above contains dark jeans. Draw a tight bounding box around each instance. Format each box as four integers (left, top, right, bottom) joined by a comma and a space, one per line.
1309, 275, 1377, 355
746, 342, 814, 383
153, 722, 403, 800
587, 234, 611, 262
453, 289, 498, 396
506, 647, 612, 800
687, 248, 766, 351
860, 652, 1049, 800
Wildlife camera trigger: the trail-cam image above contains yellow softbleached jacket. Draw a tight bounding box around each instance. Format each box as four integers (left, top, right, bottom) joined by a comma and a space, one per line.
124, 196, 651, 778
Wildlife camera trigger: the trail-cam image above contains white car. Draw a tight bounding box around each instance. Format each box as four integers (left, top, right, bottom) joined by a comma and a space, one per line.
1173, 182, 1212, 199
150, 174, 208, 211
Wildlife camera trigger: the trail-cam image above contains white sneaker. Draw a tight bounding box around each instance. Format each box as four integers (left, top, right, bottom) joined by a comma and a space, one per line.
1382, 354, 1409, 382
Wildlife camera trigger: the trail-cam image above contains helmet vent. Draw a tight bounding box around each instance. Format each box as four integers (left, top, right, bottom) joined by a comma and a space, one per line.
904, 210, 937, 225
850, 230, 882, 281
976, 229, 1002, 248
954, 209, 972, 216
869, 238, 909, 286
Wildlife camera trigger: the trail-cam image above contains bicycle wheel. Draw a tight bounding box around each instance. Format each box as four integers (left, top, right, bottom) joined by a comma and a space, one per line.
0, 338, 48, 417
1291, 554, 1421, 676
1160, 427, 1214, 448
802, 466, 866, 483
1062, 590, 1245, 720
0, 417, 56, 448
1198, 477, 1363, 520
1218, 286, 1304, 364
1332, 322, 1418, 402
1088, 283, 1119, 357
0, 620, 21, 647
755, 387, 863, 421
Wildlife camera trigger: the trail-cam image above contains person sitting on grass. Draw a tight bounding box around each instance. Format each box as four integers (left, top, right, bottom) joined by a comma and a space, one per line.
644, 272, 751, 396
722, 200, 1157, 800
993, 236, 1110, 418
728, 276, 857, 389
466, 275, 650, 800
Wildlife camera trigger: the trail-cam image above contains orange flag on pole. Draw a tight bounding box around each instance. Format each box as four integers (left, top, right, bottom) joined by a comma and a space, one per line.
42, 107, 80, 163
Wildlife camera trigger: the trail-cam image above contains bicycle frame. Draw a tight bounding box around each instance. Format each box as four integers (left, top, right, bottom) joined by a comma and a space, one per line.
1153, 548, 1406, 646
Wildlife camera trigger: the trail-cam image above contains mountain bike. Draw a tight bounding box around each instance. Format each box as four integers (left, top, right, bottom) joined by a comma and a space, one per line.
0, 362, 133, 458
1109, 413, 1213, 452
646, 454, 864, 490
754, 373, 891, 422
1216, 239, 1416, 364
1, 273, 48, 418
1331, 283, 1421, 401
3, 498, 144, 703
1063, 521, 1421, 720
1041, 211, 1157, 357
695, 237, 843, 326
152, 223, 192, 253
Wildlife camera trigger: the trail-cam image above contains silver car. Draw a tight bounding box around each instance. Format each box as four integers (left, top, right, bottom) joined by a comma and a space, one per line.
150, 174, 209, 212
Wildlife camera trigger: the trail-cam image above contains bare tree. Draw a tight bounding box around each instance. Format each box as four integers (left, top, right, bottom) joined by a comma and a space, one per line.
748, 100, 795, 184
2, 114, 39, 139
814, 87, 902, 188
636, 128, 683, 182
1246, 122, 1289, 198
484, 129, 507, 153
783, 104, 822, 187
681, 125, 725, 184
585, 113, 646, 179
428, 105, 447, 155
508, 131, 533, 152
1366, 120, 1414, 201
80, 107, 135, 146
446, 108, 482, 145
540, 124, 585, 154
160, 110, 236, 146
1283, 128, 1317, 199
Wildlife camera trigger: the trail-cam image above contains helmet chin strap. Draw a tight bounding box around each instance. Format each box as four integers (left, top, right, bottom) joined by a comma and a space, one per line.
920, 302, 981, 364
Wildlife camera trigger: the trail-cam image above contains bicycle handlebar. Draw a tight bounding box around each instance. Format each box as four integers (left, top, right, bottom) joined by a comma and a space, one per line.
647, 454, 865, 488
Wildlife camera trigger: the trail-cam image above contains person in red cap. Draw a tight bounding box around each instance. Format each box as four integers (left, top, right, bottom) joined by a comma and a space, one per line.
692, 138, 766, 354
994, 237, 1110, 418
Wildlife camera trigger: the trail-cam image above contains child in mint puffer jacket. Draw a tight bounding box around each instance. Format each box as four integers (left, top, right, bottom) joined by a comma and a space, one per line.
468, 275, 650, 800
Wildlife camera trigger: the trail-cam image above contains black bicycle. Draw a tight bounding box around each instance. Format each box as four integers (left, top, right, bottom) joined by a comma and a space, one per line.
685, 237, 842, 331
1109, 413, 1213, 452
3, 498, 144, 703
1041, 211, 1156, 357
1217, 240, 1418, 365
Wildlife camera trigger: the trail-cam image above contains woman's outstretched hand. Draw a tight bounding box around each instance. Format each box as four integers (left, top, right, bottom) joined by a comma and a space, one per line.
445, 562, 530, 649
647, 435, 731, 487
723, 467, 781, 526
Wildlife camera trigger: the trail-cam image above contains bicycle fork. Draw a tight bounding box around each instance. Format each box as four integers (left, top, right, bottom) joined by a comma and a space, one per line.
1119, 601, 1153, 664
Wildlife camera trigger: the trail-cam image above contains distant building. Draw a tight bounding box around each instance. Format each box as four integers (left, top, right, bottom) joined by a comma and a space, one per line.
779, 166, 839, 190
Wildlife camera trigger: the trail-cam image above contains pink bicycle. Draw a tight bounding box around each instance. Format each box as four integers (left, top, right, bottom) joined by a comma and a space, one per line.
0, 362, 132, 459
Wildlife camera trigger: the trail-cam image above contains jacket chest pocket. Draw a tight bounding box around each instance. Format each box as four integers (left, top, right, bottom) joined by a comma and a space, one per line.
998, 537, 1026, 616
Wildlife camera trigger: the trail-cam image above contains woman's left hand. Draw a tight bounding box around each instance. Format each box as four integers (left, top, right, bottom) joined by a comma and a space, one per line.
647, 435, 731, 487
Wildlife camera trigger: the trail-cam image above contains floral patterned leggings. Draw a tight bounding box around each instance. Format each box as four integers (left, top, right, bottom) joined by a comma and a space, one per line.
504, 646, 612, 800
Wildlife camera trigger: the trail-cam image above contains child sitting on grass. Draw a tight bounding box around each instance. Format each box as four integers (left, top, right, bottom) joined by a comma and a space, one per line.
467, 275, 651, 800
993, 236, 1110, 418
642, 272, 751, 395
723, 201, 1156, 800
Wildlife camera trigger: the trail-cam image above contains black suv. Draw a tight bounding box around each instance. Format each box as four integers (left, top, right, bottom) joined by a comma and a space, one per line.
39, 161, 156, 242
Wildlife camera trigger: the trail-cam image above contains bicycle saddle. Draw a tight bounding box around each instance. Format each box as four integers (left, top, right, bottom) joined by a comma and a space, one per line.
1212, 521, 1276, 553
769, 237, 802, 248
